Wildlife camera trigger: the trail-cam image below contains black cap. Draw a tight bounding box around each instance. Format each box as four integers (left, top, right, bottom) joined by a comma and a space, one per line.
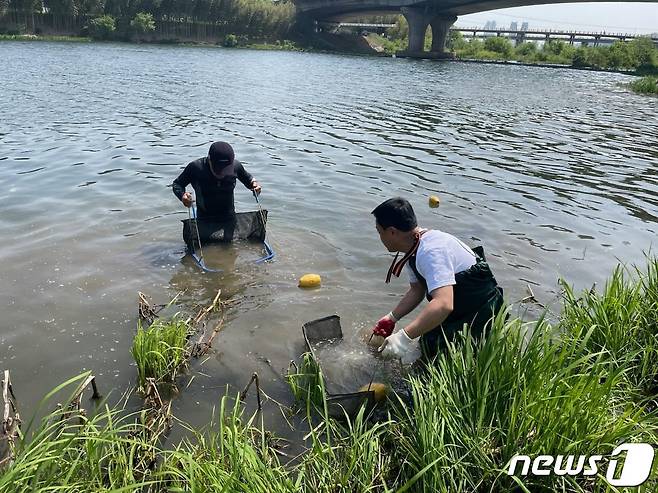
209, 141, 234, 167
208, 141, 235, 178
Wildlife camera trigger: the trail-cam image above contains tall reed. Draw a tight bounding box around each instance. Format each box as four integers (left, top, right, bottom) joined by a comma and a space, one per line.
131, 316, 191, 391
560, 257, 658, 395
392, 311, 656, 492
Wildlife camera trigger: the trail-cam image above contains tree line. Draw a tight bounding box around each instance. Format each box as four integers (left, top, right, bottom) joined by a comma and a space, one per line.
447, 33, 658, 73
0, 0, 296, 40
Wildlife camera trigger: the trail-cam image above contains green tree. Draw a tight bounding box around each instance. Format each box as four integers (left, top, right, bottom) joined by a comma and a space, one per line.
446, 30, 467, 51
587, 47, 610, 69
515, 41, 536, 58
608, 40, 634, 69
572, 47, 588, 67
484, 36, 512, 57
630, 37, 657, 70
130, 11, 155, 34
386, 15, 407, 41
543, 39, 567, 56
461, 38, 484, 57
222, 32, 237, 46
78, 0, 105, 16
89, 14, 116, 39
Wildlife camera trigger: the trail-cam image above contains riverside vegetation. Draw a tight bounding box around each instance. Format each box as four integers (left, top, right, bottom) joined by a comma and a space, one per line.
0, 0, 296, 44
629, 76, 658, 95
369, 18, 658, 74
2, 256, 658, 491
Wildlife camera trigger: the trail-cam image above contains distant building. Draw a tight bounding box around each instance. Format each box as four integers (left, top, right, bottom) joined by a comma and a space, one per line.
521, 22, 529, 31
510, 21, 518, 31
484, 20, 497, 30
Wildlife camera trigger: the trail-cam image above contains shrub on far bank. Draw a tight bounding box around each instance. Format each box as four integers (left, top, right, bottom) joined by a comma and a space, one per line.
446, 30, 467, 51
223, 33, 238, 47
514, 41, 536, 58
484, 36, 513, 57
443, 31, 658, 75
89, 15, 116, 40
629, 76, 658, 95
130, 12, 156, 40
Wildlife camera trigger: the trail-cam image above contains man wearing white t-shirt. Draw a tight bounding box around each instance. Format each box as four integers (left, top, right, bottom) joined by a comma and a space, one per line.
371, 197, 504, 361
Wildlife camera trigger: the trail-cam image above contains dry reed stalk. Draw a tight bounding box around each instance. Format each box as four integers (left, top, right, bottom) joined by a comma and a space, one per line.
1, 370, 20, 468
240, 373, 263, 411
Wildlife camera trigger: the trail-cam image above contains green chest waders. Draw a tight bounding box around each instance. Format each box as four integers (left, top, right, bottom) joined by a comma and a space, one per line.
408, 245, 505, 359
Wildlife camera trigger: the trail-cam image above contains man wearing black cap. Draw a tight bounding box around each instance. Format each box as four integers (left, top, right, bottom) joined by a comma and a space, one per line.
172, 141, 261, 221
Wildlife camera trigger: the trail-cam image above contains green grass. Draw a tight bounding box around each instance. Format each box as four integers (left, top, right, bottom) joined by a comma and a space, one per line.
365, 33, 406, 55
131, 316, 191, 391
629, 76, 658, 95
393, 313, 656, 492
244, 40, 303, 51
560, 259, 658, 394
3, 257, 658, 491
286, 352, 325, 412
0, 373, 160, 492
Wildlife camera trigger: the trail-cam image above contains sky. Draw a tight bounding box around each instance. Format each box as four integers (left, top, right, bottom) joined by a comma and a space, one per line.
456, 2, 658, 35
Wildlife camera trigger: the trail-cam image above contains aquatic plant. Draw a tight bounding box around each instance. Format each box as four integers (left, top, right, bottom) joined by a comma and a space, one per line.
286, 352, 325, 411
161, 395, 294, 493
629, 76, 658, 95
295, 405, 395, 492
131, 316, 191, 391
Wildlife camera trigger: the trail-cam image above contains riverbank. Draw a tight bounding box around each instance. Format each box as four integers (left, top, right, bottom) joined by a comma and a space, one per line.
366, 31, 658, 77
0, 33, 91, 42
0, 32, 309, 52
2, 257, 658, 491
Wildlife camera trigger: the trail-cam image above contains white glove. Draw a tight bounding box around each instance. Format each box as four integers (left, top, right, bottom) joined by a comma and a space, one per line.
379, 328, 416, 360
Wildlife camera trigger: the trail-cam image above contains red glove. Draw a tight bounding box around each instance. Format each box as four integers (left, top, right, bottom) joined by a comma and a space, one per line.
372, 312, 397, 338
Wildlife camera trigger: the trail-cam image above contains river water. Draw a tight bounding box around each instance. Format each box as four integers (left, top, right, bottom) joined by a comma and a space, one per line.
1, 41, 656, 438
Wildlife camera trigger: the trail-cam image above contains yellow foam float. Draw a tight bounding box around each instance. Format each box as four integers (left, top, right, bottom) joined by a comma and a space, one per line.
429, 195, 441, 208
359, 382, 389, 402
298, 273, 322, 288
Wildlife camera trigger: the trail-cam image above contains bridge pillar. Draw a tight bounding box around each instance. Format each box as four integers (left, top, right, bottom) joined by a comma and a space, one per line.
401, 6, 430, 53
429, 15, 457, 54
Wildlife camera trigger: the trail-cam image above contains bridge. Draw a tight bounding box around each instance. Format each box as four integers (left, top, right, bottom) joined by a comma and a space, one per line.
329, 23, 658, 47
296, 0, 658, 57
455, 27, 658, 46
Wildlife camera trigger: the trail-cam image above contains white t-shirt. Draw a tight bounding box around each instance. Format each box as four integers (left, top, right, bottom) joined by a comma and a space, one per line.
406, 230, 477, 293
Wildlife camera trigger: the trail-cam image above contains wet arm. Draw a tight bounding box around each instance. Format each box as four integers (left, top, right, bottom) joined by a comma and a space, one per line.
403, 285, 454, 339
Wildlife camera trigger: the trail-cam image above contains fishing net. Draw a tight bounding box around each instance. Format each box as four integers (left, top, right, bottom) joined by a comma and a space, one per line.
302, 315, 375, 419
182, 210, 268, 249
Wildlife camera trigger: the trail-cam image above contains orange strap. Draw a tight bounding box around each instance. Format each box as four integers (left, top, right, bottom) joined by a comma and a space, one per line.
385, 230, 427, 283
